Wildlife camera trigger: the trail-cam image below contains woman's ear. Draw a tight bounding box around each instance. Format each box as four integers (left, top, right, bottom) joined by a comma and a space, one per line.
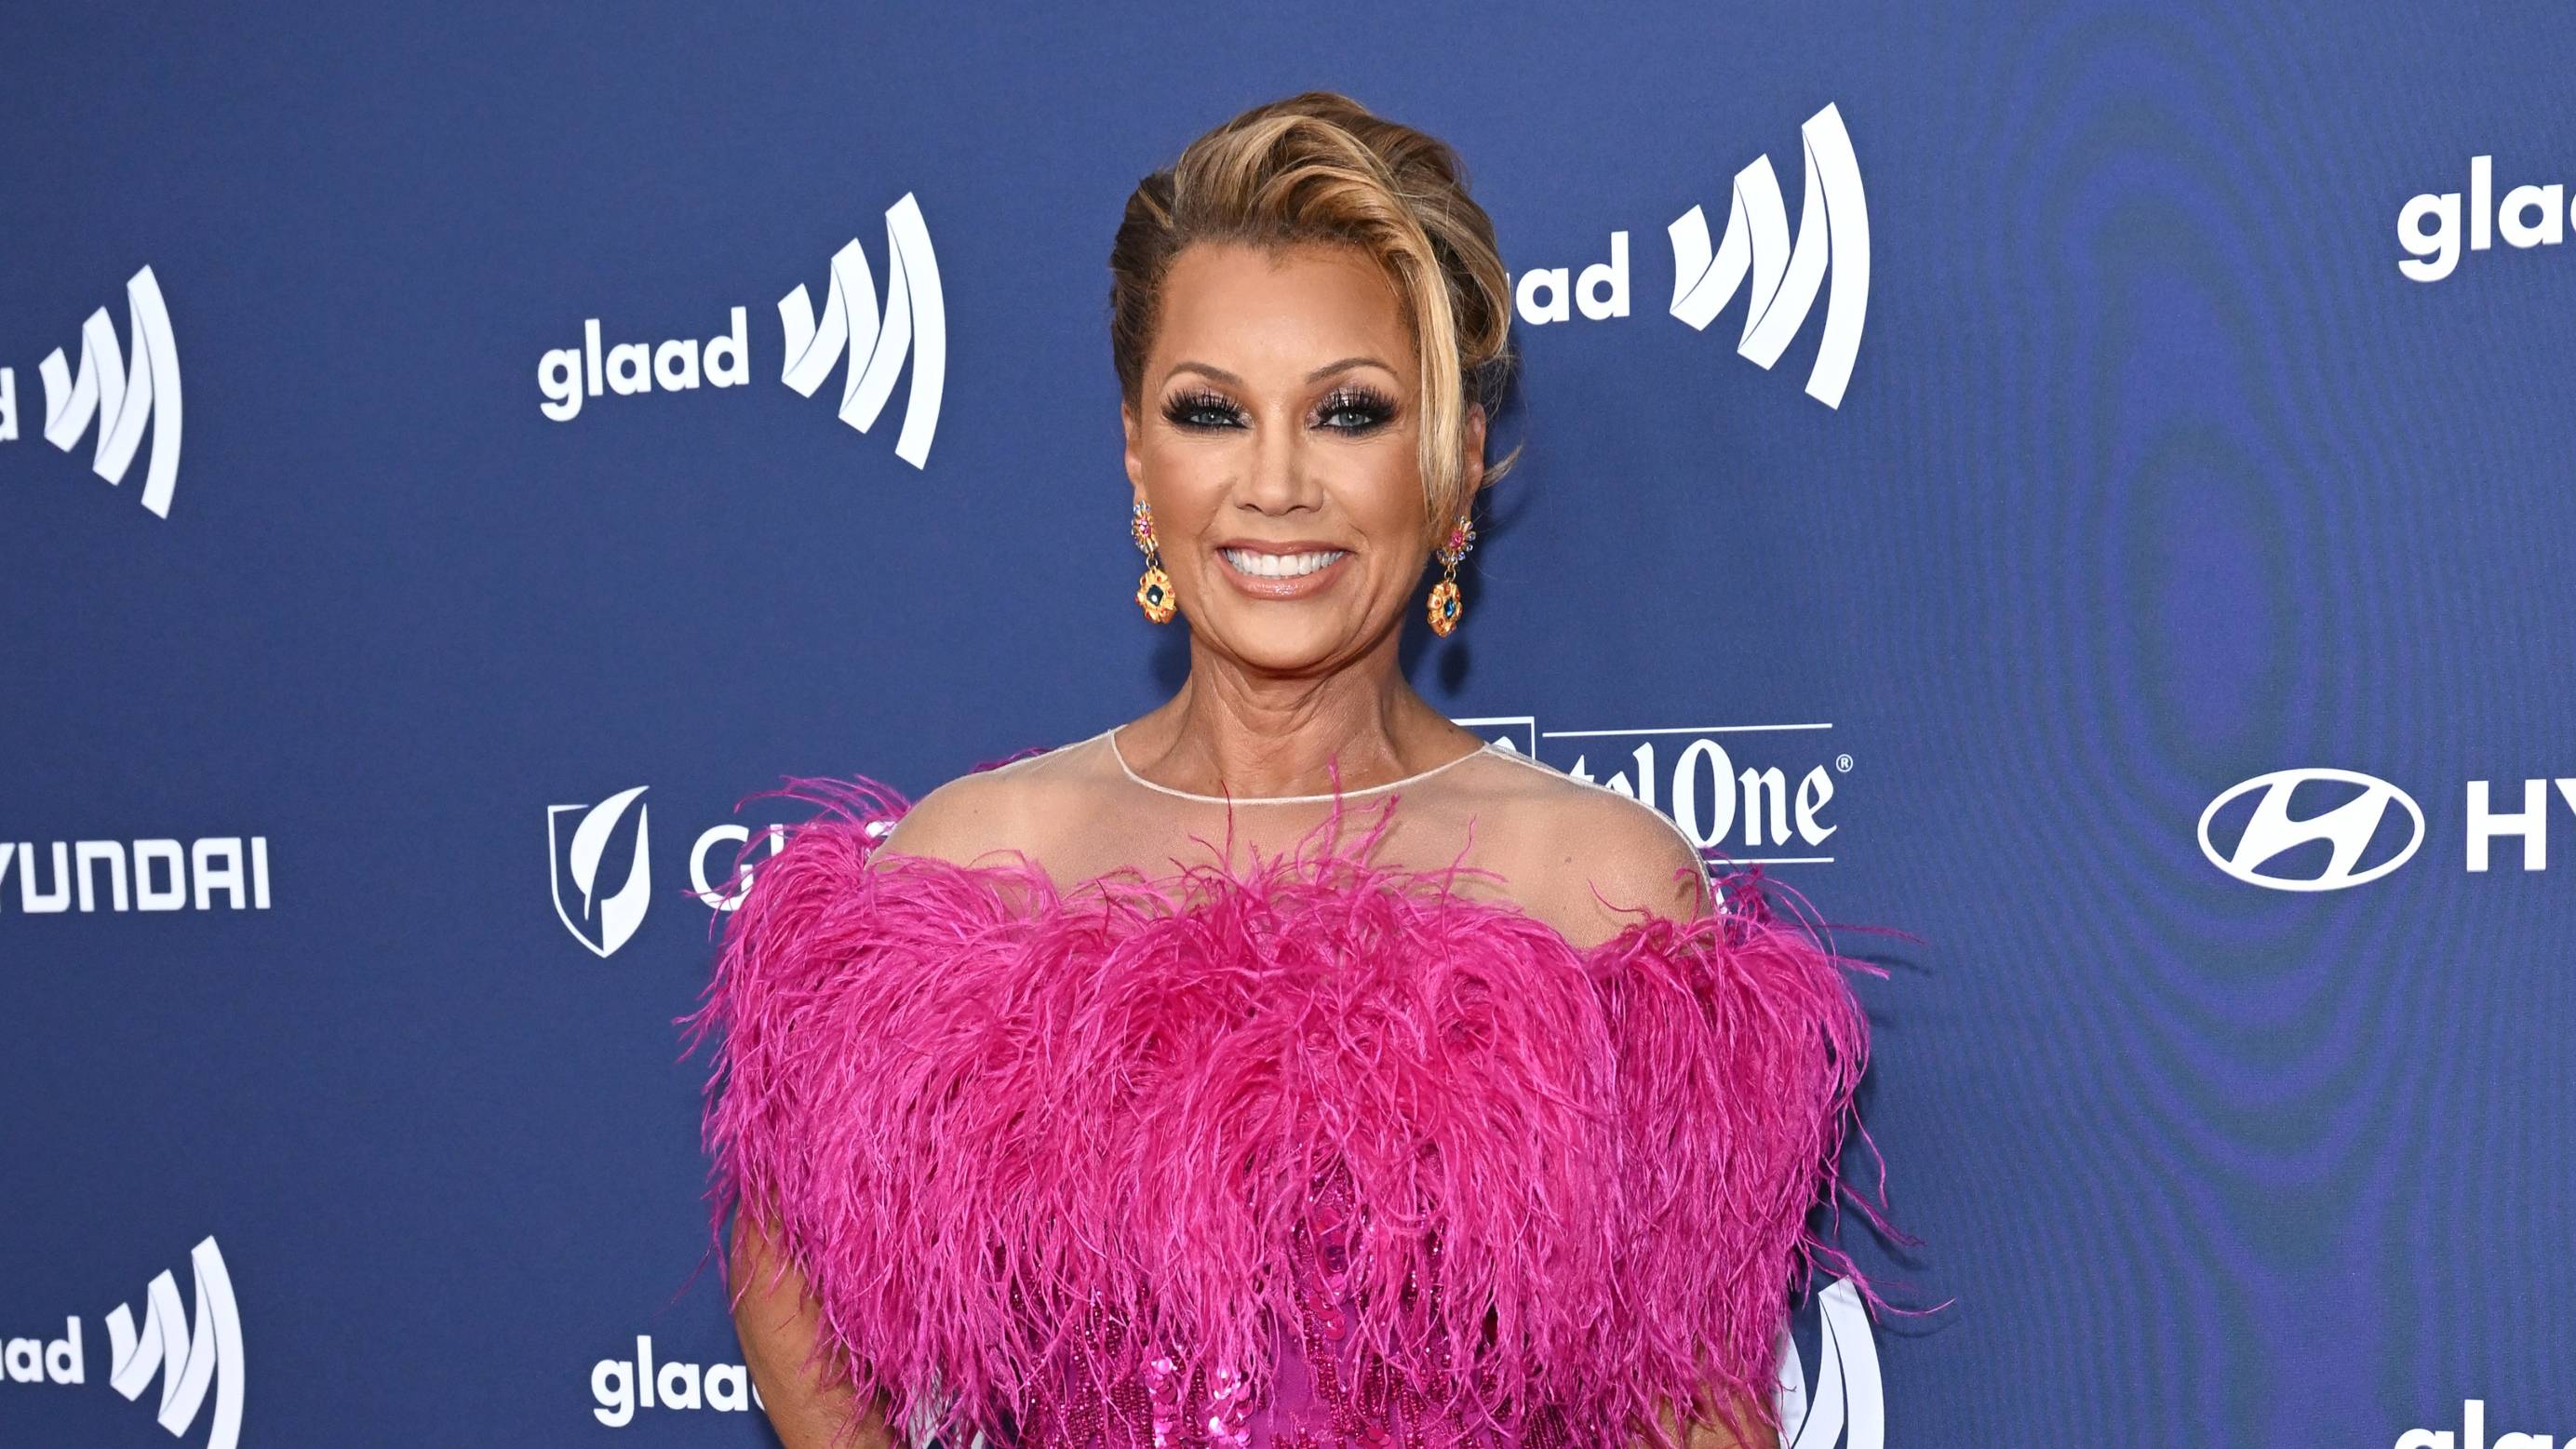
1121, 401, 1146, 493
1459, 401, 1489, 499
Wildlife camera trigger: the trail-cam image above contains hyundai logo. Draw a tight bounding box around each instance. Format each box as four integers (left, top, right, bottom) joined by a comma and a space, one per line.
2198, 768, 2424, 892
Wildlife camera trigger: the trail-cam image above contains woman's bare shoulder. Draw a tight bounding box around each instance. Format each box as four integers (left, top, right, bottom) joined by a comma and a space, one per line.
874, 733, 1111, 869
1469, 747, 1714, 946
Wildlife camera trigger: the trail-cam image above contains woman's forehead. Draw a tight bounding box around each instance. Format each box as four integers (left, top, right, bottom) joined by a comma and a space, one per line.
1150, 242, 1415, 382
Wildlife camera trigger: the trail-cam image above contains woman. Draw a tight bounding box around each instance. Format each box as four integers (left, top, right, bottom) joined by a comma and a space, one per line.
687, 91, 1879, 1449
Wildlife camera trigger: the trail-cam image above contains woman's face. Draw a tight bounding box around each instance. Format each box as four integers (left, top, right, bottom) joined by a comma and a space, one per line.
1122, 240, 1484, 677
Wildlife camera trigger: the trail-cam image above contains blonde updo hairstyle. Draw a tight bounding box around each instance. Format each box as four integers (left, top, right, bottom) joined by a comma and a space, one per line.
1109, 90, 1521, 542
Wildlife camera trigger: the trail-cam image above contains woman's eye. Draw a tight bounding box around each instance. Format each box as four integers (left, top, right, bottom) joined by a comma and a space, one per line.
1318, 390, 1395, 433
1162, 392, 1242, 430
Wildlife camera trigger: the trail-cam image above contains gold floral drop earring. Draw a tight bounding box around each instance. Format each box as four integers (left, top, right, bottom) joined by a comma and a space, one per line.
1131, 499, 1176, 624
1426, 511, 1476, 637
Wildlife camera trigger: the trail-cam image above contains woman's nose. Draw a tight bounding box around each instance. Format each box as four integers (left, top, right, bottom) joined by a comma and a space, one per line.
1238, 418, 1323, 514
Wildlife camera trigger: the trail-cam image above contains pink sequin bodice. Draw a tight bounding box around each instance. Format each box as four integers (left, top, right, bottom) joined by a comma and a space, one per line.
1007, 1174, 1574, 1449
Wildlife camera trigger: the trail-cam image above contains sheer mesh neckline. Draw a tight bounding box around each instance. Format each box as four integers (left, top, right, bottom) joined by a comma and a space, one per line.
1102, 725, 1501, 805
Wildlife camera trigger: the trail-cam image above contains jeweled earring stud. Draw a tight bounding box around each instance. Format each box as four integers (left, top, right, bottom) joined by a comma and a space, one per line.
1426, 511, 1476, 637
1132, 499, 1176, 624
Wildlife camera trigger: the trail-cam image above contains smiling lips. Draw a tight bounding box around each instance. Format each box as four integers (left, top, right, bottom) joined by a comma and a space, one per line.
1215, 544, 1351, 597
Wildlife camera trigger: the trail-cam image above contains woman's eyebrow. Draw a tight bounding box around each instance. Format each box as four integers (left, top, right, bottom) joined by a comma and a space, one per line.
1162, 355, 1396, 387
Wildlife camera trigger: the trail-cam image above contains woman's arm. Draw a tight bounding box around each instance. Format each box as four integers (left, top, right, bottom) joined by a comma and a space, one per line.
1646, 1392, 1781, 1449
712, 775, 1015, 1448
727, 1204, 898, 1449
1551, 803, 1781, 1449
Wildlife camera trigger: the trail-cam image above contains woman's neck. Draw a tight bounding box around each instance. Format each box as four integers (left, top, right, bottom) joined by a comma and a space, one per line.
1118, 647, 1475, 800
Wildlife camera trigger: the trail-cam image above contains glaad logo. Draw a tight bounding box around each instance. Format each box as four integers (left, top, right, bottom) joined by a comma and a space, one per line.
3, 1236, 243, 1449
2201, 769, 2576, 889
0, 837, 270, 915
590, 1335, 763, 1427
1506, 103, 1869, 409
778, 192, 946, 469
1463, 716, 1847, 865
1774, 1278, 1882, 1449
545, 788, 791, 958
536, 193, 945, 468
2199, 769, 2423, 892
0, 264, 183, 517
2398, 155, 2576, 283
108, 1237, 244, 1449
1670, 101, 1870, 409
2396, 1399, 2565, 1448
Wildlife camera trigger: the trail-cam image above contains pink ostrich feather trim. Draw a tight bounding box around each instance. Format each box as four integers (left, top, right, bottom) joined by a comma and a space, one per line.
679, 773, 1890, 1449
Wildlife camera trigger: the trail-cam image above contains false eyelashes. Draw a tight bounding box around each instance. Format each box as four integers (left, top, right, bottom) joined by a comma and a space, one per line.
1161, 384, 1400, 436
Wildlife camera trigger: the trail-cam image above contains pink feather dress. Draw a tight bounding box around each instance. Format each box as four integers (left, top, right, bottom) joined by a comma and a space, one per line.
685, 730, 1880, 1449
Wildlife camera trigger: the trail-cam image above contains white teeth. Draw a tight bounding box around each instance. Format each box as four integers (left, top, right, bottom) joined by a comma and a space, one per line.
1221, 548, 1346, 579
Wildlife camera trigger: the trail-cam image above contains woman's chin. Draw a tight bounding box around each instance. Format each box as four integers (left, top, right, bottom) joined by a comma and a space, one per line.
1196, 614, 1375, 675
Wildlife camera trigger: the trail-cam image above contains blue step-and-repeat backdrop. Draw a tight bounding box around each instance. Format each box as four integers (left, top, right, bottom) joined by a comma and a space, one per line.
6, 3, 2571, 1445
